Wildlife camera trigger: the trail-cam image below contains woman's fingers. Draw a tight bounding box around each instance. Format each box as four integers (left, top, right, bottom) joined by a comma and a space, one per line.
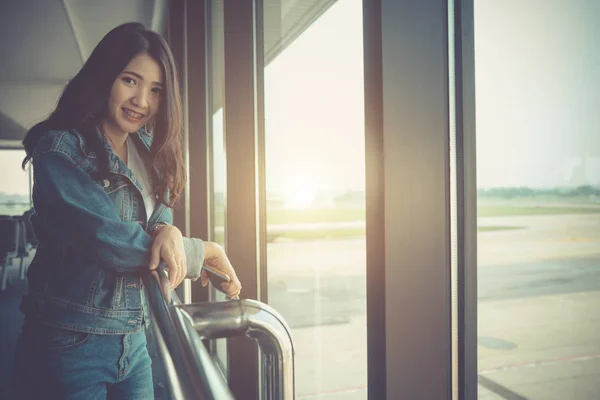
164, 252, 179, 287
200, 270, 209, 287
151, 225, 187, 288
202, 242, 242, 298
149, 243, 185, 288
220, 279, 242, 299
149, 241, 162, 270
174, 258, 186, 288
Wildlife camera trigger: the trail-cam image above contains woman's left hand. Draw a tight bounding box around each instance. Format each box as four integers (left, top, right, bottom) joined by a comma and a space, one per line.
149, 224, 186, 288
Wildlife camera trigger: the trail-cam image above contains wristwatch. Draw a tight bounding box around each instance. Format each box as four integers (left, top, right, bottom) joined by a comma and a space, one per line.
149, 222, 169, 238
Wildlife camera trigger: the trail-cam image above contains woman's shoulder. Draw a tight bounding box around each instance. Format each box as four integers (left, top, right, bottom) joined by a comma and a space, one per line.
32, 129, 89, 161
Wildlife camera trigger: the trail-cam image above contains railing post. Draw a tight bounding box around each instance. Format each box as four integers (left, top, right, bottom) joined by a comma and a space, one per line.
179, 299, 296, 400
144, 265, 295, 399
143, 269, 235, 400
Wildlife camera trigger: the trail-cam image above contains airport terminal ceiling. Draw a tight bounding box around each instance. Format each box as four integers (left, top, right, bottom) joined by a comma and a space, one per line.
0, 0, 336, 147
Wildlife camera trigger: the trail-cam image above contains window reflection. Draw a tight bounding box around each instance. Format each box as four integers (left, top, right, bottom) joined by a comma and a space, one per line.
475, 1, 600, 398
263, 0, 367, 398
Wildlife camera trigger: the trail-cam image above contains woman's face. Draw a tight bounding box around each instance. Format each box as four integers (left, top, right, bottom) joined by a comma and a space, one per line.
103, 52, 164, 136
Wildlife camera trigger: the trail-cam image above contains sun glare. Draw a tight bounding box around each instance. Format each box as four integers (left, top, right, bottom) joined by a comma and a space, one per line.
284, 176, 318, 209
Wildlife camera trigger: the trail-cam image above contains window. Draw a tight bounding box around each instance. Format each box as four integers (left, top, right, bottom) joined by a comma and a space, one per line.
475, 1, 600, 398
263, 0, 368, 397
0, 149, 31, 216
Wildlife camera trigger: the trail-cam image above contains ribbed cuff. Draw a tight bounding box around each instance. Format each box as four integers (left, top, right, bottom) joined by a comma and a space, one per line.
182, 237, 205, 281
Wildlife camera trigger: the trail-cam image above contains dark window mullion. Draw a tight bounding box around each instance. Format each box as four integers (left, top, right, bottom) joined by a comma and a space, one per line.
454, 1, 478, 399
223, 0, 262, 398
167, 0, 191, 303
186, 0, 210, 304
364, 0, 456, 398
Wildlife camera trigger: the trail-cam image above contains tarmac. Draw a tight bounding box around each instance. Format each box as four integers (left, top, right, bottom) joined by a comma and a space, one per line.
267, 213, 600, 399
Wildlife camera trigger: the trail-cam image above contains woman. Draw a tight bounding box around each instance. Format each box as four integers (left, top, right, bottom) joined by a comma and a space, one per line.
13, 22, 241, 399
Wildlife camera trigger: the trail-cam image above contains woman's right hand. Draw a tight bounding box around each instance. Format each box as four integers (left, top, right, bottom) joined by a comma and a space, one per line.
202, 242, 242, 299
149, 224, 186, 288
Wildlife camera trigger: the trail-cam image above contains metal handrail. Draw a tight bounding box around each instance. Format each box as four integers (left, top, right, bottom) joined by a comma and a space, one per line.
181, 299, 296, 400
143, 264, 296, 400
143, 267, 235, 400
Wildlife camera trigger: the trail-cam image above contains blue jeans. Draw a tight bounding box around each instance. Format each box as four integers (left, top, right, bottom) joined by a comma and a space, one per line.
13, 321, 154, 399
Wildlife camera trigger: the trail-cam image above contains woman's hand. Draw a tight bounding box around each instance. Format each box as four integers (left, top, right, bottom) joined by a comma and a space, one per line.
149, 224, 186, 288
202, 242, 242, 299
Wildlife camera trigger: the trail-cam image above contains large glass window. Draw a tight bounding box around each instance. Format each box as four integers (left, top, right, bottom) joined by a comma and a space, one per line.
207, 0, 229, 376
475, 1, 600, 398
263, 0, 367, 398
0, 149, 31, 216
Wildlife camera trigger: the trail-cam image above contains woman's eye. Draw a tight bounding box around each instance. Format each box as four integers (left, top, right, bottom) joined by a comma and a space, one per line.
152, 87, 162, 94
122, 76, 136, 85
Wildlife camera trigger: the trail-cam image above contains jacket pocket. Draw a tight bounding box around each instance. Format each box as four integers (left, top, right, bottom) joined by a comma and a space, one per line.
102, 176, 128, 195
44, 325, 90, 351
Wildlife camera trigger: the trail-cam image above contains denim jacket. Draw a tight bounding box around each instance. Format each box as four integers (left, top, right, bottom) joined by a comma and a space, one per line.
20, 128, 205, 334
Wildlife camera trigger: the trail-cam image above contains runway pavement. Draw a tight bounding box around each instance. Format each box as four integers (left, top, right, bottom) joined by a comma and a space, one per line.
267, 213, 600, 399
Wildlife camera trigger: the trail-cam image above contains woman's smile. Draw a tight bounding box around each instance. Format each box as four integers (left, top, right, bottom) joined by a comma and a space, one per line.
122, 107, 145, 122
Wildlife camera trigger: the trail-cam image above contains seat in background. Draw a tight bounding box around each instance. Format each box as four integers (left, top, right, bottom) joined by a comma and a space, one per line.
0, 217, 20, 291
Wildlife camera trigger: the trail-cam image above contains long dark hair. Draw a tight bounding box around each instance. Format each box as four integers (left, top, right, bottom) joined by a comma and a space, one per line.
22, 22, 185, 207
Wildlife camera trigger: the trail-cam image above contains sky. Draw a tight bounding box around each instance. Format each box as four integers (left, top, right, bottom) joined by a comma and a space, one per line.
474, 0, 600, 188
1, 0, 599, 197
263, 0, 366, 197
215, 0, 600, 197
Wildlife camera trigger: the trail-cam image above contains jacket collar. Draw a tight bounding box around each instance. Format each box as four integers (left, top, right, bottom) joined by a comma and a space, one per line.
92, 127, 152, 194
94, 126, 152, 155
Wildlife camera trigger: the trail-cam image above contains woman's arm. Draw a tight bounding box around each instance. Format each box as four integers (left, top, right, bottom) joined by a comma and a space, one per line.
147, 220, 206, 283
148, 223, 241, 298
32, 151, 156, 273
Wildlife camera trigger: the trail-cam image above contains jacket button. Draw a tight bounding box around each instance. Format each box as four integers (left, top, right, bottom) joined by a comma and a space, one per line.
103, 179, 110, 188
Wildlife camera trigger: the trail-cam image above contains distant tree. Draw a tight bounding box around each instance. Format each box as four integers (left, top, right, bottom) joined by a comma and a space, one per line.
574, 185, 594, 196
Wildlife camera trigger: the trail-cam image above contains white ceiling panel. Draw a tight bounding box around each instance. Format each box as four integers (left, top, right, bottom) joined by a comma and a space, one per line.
0, 0, 81, 82
0, 82, 64, 128
0, 0, 331, 141
64, 0, 164, 60
0, 0, 165, 140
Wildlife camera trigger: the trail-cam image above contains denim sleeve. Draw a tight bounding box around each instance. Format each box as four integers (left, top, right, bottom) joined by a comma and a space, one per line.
32, 151, 153, 273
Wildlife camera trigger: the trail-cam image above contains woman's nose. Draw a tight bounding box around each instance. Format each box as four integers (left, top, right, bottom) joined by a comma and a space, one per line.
131, 90, 149, 109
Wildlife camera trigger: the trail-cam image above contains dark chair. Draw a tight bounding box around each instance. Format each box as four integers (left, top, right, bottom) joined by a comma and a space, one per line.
0, 217, 19, 291
21, 208, 38, 248
15, 218, 29, 280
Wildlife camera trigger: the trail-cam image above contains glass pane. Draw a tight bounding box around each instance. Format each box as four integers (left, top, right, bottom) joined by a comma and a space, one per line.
0, 149, 31, 216
475, 1, 600, 398
263, 1, 367, 398
207, 0, 228, 376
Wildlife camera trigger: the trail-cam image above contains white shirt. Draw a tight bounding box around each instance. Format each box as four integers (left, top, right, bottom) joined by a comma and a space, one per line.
125, 135, 206, 282
126, 136, 156, 222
